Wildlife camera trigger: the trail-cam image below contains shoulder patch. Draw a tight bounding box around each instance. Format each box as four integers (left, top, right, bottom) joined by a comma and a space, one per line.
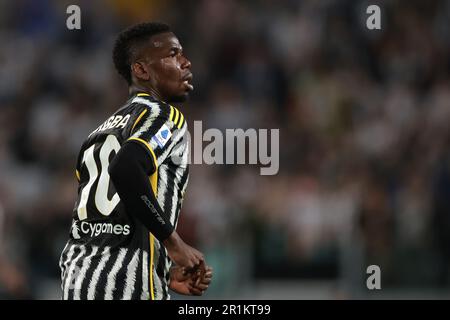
151, 123, 172, 148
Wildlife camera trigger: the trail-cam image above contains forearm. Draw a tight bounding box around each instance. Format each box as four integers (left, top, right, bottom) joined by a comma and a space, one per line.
109, 141, 174, 241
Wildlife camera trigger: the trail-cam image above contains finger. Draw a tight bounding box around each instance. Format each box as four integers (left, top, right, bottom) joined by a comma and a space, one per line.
198, 257, 205, 266
188, 285, 203, 296
194, 283, 209, 291
195, 274, 202, 287
185, 262, 195, 270
203, 276, 212, 282
196, 253, 205, 263
197, 266, 207, 285
200, 272, 211, 280
185, 265, 198, 274
190, 261, 200, 270
200, 262, 208, 275
200, 278, 212, 285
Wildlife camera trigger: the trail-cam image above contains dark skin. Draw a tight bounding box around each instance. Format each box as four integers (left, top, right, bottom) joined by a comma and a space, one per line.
128, 31, 212, 295
129, 32, 193, 103
170, 261, 213, 296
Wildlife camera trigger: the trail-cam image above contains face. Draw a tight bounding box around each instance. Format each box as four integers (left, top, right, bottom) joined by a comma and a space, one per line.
134, 32, 193, 103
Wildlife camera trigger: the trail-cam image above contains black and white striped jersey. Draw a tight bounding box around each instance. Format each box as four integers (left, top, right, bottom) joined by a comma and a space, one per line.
59, 93, 190, 300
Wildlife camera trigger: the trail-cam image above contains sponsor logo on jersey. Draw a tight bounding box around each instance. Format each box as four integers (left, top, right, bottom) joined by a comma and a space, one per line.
152, 124, 172, 148
71, 221, 81, 239
71, 221, 131, 238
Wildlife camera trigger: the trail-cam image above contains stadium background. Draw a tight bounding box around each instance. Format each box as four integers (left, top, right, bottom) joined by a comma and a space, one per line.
1, 0, 450, 299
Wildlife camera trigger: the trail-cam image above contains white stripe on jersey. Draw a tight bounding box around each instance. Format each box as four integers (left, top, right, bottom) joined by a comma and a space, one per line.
157, 163, 169, 213
169, 181, 179, 226
73, 246, 99, 300
104, 248, 127, 300
64, 245, 86, 300
122, 250, 140, 299
153, 267, 163, 300
177, 174, 189, 229
87, 246, 111, 300
131, 98, 161, 139
141, 251, 149, 300
171, 142, 189, 228
60, 243, 73, 282
131, 97, 161, 110
152, 240, 163, 300
163, 255, 171, 296
59, 242, 70, 274
169, 140, 189, 226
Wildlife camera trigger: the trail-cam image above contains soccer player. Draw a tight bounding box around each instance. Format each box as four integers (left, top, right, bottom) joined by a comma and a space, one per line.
59, 22, 212, 300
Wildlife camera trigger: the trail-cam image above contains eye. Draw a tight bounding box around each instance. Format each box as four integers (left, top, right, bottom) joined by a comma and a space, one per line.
170, 49, 178, 57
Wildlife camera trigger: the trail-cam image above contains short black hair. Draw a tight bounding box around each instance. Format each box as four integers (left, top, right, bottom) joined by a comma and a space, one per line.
113, 22, 171, 85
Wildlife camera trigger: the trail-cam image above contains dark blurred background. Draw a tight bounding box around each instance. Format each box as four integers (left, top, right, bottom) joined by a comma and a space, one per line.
1, 0, 450, 299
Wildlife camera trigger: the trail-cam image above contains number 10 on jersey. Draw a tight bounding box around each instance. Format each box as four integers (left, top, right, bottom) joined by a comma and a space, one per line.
77, 135, 121, 220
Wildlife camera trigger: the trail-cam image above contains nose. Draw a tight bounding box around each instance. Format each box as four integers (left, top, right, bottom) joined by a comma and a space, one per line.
181, 55, 191, 70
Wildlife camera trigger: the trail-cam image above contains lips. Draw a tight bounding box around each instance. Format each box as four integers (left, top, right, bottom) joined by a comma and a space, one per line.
182, 73, 193, 82
182, 73, 194, 91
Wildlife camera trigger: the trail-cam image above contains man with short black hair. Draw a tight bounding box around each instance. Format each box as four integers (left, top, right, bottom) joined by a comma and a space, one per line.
59, 22, 212, 300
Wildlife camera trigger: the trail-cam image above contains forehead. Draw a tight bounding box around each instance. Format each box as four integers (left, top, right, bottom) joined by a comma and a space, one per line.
149, 32, 181, 50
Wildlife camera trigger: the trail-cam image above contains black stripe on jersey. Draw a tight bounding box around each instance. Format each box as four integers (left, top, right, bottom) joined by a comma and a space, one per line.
178, 113, 185, 129
78, 248, 101, 299
161, 166, 176, 224
152, 240, 161, 299
92, 249, 117, 300
174, 167, 190, 226
67, 245, 93, 300
156, 244, 168, 299
63, 245, 82, 299
170, 106, 185, 129
172, 108, 180, 127
131, 251, 143, 300
112, 249, 135, 300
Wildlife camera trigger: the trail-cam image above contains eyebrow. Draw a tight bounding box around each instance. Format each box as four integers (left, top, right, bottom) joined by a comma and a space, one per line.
168, 46, 183, 55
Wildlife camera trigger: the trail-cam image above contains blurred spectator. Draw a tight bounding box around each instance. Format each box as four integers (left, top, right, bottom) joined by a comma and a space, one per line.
1, 0, 450, 298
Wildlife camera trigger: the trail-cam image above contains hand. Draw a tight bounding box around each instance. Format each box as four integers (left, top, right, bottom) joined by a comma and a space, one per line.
163, 231, 204, 271
169, 261, 213, 296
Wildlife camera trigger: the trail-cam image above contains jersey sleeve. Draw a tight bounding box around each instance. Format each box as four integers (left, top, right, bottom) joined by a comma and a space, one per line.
126, 97, 184, 170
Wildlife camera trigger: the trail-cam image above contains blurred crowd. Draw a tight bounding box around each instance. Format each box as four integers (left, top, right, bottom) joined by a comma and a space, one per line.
1, 0, 450, 299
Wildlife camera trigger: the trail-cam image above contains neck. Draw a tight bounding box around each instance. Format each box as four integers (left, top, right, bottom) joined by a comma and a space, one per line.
129, 84, 164, 102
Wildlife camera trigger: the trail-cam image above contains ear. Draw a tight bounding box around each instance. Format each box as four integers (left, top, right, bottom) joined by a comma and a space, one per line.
131, 61, 150, 81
